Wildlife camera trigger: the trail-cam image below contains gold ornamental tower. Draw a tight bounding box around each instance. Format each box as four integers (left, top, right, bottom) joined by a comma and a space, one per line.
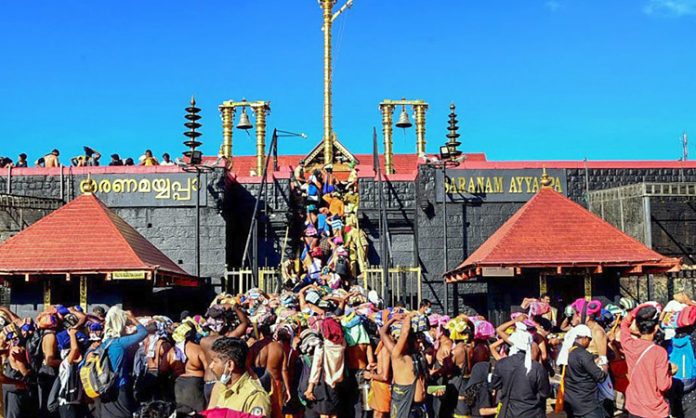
319, 0, 353, 165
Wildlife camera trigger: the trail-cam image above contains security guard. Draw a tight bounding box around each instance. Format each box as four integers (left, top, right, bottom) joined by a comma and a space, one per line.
208, 337, 271, 417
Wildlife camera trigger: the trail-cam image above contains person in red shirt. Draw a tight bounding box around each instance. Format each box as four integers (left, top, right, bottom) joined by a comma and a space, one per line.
620, 304, 674, 418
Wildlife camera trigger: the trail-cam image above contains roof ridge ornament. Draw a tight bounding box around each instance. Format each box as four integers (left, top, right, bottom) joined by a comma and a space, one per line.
83, 173, 96, 195
540, 167, 553, 189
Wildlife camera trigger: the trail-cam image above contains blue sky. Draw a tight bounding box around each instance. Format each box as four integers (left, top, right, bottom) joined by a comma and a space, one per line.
1, 0, 695, 162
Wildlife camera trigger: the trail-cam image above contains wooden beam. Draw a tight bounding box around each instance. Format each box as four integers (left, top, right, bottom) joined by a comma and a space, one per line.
584, 275, 592, 301
626, 265, 643, 274
79, 276, 88, 312
556, 266, 563, 275
43, 280, 51, 307
539, 276, 548, 296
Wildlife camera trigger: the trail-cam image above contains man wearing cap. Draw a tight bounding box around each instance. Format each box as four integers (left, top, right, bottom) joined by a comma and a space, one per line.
564, 324, 608, 418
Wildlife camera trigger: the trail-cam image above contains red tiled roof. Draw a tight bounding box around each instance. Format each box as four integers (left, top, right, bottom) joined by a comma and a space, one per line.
444, 187, 680, 282
0, 194, 192, 281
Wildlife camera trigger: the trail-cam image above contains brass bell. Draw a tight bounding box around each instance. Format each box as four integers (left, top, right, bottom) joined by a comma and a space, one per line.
395, 105, 412, 129
236, 107, 253, 130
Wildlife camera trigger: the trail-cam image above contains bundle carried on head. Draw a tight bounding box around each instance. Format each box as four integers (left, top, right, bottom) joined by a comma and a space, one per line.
172, 316, 205, 344
570, 298, 603, 322
469, 316, 495, 341
299, 329, 323, 354
210, 293, 237, 308
446, 315, 471, 342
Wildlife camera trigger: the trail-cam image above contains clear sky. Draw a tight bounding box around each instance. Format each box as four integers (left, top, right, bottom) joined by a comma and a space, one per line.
2, 0, 695, 163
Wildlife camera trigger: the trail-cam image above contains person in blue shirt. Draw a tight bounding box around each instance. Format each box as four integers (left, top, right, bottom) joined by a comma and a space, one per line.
99, 306, 149, 418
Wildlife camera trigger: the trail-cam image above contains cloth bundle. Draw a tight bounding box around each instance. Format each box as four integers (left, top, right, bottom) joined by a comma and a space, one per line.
469, 316, 495, 341
173, 316, 205, 344
341, 312, 370, 346
299, 329, 323, 355
446, 315, 471, 342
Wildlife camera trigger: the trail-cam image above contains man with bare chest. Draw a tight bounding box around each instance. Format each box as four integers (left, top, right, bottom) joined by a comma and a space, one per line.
172, 322, 209, 413
200, 305, 249, 404
380, 312, 428, 418
246, 318, 290, 418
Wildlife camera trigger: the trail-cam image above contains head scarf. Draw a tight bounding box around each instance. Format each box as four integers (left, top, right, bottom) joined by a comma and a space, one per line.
104, 306, 127, 339
557, 325, 582, 366
508, 330, 533, 374
280, 292, 299, 309
411, 314, 430, 333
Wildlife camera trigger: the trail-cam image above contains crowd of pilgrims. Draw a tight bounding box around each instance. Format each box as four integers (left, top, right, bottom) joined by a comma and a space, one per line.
1, 289, 696, 418
1, 162, 696, 418
0, 147, 176, 168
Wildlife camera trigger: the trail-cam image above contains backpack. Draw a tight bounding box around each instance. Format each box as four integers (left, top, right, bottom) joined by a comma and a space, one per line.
132, 344, 149, 402
334, 256, 349, 277
668, 333, 696, 392
25, 330, 48, 375
79, 340, 116, 399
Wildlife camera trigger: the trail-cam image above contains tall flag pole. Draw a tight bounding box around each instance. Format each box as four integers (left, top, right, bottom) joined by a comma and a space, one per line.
374, 127, 390, 302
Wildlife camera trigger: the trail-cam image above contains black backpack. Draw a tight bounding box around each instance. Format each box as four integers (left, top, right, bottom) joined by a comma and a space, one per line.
335, 256, 349, 277
25, 330, 47, 375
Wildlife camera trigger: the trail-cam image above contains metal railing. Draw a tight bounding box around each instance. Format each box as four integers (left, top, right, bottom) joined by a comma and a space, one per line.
364, 265, 422, 308
225, 265, 422, 307
225, 267, 282, 295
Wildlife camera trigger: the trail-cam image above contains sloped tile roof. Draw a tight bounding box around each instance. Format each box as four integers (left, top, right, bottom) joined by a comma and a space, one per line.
0, 193, 190, 278
444, 187, 680, 281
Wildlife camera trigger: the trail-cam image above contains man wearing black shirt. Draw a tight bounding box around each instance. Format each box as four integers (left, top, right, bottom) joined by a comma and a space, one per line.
564, 324, 608, 418
491, 332, 550, 418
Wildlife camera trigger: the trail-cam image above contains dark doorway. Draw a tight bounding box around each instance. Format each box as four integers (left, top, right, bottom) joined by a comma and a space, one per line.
546, 275, 585, 315
487, 276, 540, 326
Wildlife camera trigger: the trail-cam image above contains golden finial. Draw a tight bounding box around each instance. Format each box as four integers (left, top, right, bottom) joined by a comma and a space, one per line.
540, 167, 553, 189
82, 173, 96, 194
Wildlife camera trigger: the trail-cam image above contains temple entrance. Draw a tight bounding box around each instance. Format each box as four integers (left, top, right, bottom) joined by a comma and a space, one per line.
545, 275, 585, 321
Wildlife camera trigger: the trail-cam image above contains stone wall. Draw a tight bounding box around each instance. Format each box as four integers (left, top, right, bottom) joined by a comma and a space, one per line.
415, 166, 696, 314
4, 164, 696, 316
0, 169, 228, 282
